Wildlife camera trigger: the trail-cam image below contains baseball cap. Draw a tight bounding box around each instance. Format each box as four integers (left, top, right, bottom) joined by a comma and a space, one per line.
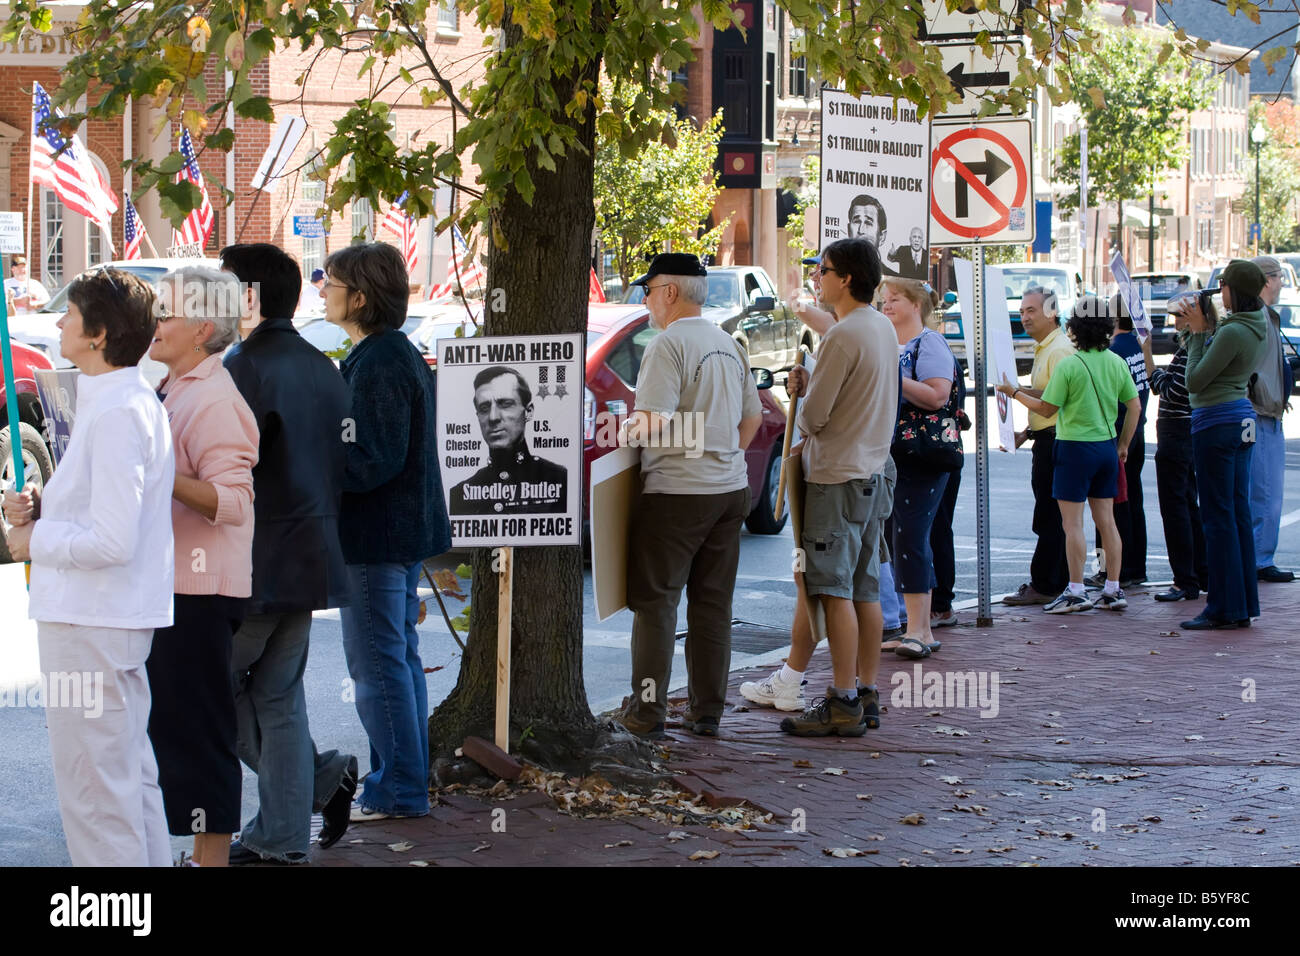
310, 268, 325, 282
801, 255, 820, 266
631, 252, 707, 288
1209, 259, 1267, 298
1252, 254, 1281, 278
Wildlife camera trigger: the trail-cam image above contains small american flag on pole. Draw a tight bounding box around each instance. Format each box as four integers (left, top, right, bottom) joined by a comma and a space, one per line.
427, 225, 485, 302
123, 194, 148, 260
30, 81, 118, 239
380, 191, 420, 274
173, 129, 214, 248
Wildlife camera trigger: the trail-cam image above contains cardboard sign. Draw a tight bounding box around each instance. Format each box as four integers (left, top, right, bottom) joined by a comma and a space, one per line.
437, 333, 583, 547
0, 212, 23, 255
589, 445, 640, 621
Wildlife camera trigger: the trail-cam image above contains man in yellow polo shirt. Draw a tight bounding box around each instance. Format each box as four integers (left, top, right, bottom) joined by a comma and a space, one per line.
1003, 287, 1076, 606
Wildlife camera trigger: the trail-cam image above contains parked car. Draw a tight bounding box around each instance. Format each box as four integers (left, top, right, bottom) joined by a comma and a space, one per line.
298, 300, 458, 362
0, 338, 57, 563
623, 265, 815, 374
19, 257, 215, 386
943, 263, 1082, 371
584, 303, 788, 535
408, 301, 485, 367
1128, 272, 1202, 354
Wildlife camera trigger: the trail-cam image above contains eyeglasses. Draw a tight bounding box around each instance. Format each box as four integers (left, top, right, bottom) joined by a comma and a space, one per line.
644, 282, 672, 296
818, 265, 840, 276
321, 278, 349, 291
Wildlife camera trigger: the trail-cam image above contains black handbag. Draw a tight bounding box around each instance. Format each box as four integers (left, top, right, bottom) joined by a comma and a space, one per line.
891, 332, 964, 472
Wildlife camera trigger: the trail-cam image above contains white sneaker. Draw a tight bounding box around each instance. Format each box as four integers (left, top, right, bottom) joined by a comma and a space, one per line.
739, 669, 806, 711
1044, 591, 1094, 614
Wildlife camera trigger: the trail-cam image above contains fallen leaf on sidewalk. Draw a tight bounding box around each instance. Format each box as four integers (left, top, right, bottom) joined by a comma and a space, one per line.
1055, 738, 1070, 745
987, 845, 1014, 853
667, 831, 689, 841
752, 752, 777, 757
1185, 734, 1204, 741
1149, 650, 1159, 655
1047, 711, 1061, 717
409, 860, 429, 867
940, 775, 963, 785
822, 767, 847, 776
603, 840, 633, 848
1230, 815, 1251, 822
925, 710, 943, 717
471, 842, 491, 853
387, 842, 414, 852
1142, 815, 1163, 823
689, 849, 720, 861
1043, 721, 1063, 728
900, 812, 926, 825
934, 725, 969, 737
867, 834, 886, 841
870, 752, 882, 759
855, 793, 873, 800
952, 804, 989, 815
1216, 713, 1231, 720
793, 759, 813, 768
1239, 828, 1266, 835
920, 758, 936, 766
952, 848, 973, 854
1136, 719, 1153, 724
823, 847, 875, 857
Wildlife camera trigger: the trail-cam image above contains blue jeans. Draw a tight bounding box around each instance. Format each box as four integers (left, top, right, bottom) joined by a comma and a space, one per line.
1192, 422, 1260, 622
232, 611, 354, 861
1250, 416, 1285, 569
340, 562, 430, 816
879, 562, 901, 628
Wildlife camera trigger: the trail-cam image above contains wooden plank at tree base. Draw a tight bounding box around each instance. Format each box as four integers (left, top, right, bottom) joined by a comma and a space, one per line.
463, 735, 523, 782
496, 545, 513, 752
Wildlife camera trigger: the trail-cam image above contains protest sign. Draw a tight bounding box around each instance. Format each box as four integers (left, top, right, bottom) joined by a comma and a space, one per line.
34, 368, 78, 467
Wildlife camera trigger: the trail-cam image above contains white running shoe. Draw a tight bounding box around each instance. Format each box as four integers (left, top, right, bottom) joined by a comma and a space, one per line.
739, 669, 806, 711
1044, 591, 1094, 614
1095, 589, 1127, 611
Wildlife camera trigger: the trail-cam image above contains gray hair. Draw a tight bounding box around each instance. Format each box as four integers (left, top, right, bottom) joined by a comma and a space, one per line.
667, 274, 708, 306
158, 265, 243, 354
1021, 284, 1058, 317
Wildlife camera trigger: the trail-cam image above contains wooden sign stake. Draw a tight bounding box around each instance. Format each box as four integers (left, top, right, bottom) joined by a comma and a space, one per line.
773, 351, 804, 522
495, 545, 513, 752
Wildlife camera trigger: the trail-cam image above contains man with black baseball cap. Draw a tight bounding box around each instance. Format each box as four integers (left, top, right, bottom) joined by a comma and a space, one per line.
615, 252, 762, 739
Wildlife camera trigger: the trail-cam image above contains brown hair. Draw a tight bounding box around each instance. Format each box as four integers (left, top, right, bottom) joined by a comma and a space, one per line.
879, 276, 942, 329
67, 268, 158, 367
325, 242, 409, 335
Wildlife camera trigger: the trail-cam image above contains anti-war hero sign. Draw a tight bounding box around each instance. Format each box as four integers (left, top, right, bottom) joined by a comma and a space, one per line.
436, 333, 583, 547
820, 91, 932, 281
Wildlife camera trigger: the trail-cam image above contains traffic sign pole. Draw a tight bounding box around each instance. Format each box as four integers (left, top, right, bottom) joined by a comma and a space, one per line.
971, 246, 992, 627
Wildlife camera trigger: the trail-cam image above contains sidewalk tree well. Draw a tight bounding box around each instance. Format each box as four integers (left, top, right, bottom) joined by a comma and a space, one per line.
6, 0, 1097, 772
1053, 15, 1213, 262
594, 87, 727, 292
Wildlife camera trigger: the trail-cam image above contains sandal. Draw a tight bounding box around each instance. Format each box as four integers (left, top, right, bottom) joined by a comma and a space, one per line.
895, 636, 932, 659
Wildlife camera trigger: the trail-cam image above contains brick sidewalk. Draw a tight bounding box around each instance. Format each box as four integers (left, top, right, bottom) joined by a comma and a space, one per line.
306, 583, 1300, 867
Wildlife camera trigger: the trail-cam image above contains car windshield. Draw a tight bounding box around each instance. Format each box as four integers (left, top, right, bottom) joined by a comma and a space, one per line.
299, 319, 349, 352
1000, 269, 1070, 301
1133, 275, 1194, 299
623, 273, 742, 309
40, 265, 173, 313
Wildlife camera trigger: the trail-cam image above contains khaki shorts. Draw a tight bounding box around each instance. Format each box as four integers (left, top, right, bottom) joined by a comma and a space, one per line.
801, 467, 896, 602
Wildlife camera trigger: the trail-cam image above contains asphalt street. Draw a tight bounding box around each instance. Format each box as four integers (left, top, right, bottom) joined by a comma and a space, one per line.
3, 386, 1299, 865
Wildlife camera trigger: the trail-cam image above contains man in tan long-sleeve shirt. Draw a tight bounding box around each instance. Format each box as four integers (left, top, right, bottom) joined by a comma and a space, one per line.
780, 237, 899, 736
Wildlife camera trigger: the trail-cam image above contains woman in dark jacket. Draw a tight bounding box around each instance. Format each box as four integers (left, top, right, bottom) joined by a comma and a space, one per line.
1175, 260, 1270, 630
323, 242, 452, 820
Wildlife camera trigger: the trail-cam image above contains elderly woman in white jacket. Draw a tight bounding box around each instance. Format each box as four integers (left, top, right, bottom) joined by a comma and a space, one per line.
2, 269, 174, 867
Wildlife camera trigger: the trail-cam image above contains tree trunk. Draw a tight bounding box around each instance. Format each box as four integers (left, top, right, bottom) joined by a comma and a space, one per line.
427, 16, 604, 769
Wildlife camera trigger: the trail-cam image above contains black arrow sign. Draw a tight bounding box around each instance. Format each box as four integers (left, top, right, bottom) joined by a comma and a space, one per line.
947, 61, 1011, 93
954, 149, 1012, 218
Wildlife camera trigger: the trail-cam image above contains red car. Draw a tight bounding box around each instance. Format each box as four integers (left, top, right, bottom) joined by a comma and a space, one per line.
1, 337, 56, 563
583, 303, 788, 535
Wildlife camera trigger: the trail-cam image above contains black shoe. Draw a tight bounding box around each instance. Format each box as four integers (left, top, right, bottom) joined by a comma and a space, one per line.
228, 840, 287, 866
681, 715, 720, 737
1258, 566, 1295, 583
1155, 587, 1199, 602
1120, 576, 1146, 589
1180, 613, 1240, 631
857, 688, 881, 730
319, 755, 359, 850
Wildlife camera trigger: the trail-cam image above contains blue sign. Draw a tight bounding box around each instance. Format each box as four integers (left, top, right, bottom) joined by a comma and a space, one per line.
1249, 222, 1262, 243
293, 216, 325, 238
1032, 200, 1052, 255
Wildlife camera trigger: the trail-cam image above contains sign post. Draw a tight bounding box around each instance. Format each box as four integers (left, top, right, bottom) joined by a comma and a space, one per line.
495, 545, 513, 752
970, 246, 992, 626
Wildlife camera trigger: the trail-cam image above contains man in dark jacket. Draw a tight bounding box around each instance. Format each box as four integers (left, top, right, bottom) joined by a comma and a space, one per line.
221, 243, 358, 864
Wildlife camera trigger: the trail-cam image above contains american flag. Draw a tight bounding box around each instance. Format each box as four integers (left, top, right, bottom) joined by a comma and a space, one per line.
380, 191, 419, 274
30, 81, 118, 239
123, 194, 148, 260
173, 129, 214, 247
427, 225, 485, 302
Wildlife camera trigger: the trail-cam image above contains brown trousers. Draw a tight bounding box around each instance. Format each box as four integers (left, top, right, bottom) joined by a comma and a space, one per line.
626, 487, 751, 723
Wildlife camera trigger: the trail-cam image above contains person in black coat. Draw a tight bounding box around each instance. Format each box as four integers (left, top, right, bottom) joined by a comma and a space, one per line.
221, 243, 359, 864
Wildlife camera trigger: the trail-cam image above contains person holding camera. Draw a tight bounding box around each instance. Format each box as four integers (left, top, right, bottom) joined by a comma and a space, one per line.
1247, 256, 1294, 584
1175, 261, 1270, 630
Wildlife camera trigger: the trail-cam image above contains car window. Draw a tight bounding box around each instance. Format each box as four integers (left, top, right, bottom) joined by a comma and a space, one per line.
1001, 269, 1070, 300
756, 271, 777, 299
41, 265, 173, 313
743, 272, 761, 305
604, 321, 658, 388
299, 320, 349, 353
1133, 275, 1194, 298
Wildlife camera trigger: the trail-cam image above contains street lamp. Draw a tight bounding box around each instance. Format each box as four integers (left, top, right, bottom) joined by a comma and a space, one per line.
1252, 120, 1267, 253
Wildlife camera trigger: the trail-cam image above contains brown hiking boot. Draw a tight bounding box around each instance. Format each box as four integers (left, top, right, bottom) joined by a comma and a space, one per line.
1002, 582, 1054, 606
780, 688, 866, 737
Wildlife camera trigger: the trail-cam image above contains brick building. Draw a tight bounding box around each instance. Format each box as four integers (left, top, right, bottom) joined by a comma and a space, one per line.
0, 2, 483, 292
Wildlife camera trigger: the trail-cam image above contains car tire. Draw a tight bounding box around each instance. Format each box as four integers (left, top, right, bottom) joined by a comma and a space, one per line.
745, 441, 789, 535
0, 422, 54, 564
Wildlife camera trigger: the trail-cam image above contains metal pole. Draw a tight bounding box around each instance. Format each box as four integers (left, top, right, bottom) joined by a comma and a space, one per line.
972, 244, 991, 627
1079, 124, 1088, 292
1255, 140, 1261, 255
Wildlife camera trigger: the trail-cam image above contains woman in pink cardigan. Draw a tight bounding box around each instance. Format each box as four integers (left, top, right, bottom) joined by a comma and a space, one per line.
146, 266, 259, 867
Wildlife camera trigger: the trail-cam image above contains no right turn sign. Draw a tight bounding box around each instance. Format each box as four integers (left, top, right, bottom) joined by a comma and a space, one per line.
929, 119, 1034, 247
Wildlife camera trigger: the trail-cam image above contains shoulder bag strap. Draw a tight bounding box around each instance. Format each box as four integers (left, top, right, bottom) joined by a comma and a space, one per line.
1075, 352, 1117, 441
